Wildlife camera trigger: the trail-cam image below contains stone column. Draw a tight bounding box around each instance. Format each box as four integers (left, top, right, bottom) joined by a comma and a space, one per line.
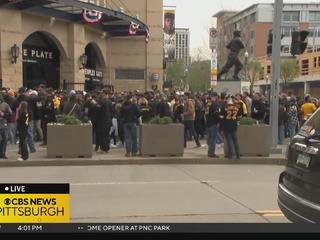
67, 24, 86, 91
0, 9, 23, 90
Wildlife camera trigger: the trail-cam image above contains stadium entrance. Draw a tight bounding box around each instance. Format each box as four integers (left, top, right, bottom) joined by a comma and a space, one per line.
23, 31, 60, 89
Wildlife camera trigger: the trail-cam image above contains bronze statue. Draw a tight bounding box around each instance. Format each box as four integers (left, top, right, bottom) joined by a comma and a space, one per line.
217, 30, 245, 81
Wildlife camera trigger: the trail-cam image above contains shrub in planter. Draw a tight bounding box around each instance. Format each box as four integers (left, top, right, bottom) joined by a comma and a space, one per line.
140, 116, 183, 157
237, 118, 271, 156
47, 115, 93, 158
239, 117, 258, 126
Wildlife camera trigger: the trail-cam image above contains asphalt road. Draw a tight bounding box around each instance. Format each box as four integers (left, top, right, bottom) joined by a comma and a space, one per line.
0, 164, 289, 223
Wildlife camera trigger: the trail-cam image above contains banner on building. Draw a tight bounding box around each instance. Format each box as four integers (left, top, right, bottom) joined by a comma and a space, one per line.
211, 49, 218, 88
82, 8, 103, 24
163, 9, 176, 61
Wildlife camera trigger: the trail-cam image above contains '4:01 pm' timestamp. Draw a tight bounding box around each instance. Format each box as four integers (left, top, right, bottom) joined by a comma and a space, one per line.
18, 225, 43, 232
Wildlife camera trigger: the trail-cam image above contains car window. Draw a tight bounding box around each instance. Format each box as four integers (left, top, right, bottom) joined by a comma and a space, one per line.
299, 108, 320, 137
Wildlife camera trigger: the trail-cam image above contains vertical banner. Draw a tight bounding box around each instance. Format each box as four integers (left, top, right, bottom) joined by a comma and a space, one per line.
164, 9, 176, 61
209, 28, 218, 50
211, 49, 218, 88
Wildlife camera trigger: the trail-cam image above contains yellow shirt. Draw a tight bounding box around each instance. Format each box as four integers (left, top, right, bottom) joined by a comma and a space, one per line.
301, 103, 317, 120
53, 96, 61, 110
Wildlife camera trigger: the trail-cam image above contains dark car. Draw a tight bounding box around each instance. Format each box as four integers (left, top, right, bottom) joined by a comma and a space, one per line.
278, 109, 320, 223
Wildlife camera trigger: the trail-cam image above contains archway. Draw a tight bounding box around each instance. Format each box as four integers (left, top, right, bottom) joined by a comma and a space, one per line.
22, 31, 63, 89
84, 42, 107, 91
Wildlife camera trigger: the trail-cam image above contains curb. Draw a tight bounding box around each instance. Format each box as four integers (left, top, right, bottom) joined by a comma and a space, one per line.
0, 157, 286, 168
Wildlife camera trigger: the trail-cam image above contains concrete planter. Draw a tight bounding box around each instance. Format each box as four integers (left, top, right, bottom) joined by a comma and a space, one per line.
140, 124, 184, 157
47, 124, 93, 158
237, 125, 272, 156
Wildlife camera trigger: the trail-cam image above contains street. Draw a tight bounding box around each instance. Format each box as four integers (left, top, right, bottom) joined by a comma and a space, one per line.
0, 164, 289, 223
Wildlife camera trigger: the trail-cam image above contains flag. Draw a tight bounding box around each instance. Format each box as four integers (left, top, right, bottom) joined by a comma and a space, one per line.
145, 30, 150, 44
82, 8, 103, 24
129, 22, 141, 36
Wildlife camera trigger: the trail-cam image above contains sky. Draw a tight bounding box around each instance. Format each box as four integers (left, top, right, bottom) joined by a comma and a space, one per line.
163, 0, 313, 59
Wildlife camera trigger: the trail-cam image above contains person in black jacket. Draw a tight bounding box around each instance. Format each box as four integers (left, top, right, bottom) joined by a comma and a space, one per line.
173, 97, 184, 123
251, 93, 266, 123
206, 93, 221, 158
17, 101, 29, 161
155, 95, 171, 118
95, 93, 113, 154
139, 97, 153, 124
120, 95, 140, 157
41, 95, 56, 146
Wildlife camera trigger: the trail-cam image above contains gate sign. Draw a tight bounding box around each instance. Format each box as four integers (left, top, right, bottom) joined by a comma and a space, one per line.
82, 8, 103, 24
85, 69, 103, 82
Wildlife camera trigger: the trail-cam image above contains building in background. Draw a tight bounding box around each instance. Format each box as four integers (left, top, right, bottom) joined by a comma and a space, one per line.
0, 0, 163, 92
175, 28, 191, 67
213, 3, 320, 96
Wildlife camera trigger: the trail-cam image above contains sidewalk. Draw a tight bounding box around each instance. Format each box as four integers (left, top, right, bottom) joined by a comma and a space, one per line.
0, 142, 287, 168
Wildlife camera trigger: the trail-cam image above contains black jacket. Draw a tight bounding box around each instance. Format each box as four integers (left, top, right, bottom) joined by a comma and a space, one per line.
41, 101, 56, 123
17, 112, 29, 135
206, 101, 221, 128
156, 101, 171, 118
251, 100, 266, 121
95, 99, 113, 129
120, 102, 140, 124
139, 104, 153, 124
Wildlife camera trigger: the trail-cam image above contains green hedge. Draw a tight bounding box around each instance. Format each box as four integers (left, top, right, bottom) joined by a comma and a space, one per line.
56, 115, 89, 125
239, 117, 258, 126
150, 116, 173, 125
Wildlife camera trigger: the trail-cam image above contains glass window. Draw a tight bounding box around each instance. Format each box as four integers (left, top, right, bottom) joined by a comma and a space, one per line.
250, 13, 256, 23
309, 12, 320, 22
260, 67, 264, 80
301, 59, 309, 75
282, 11, 300, 22
250, 31, 254, 39
282, 27, 291, 37
309, 28, 315, 37
267, 65, 271, 74
115, 69, 145, 80
314, 57, 317, 68
235, 22, 240, 30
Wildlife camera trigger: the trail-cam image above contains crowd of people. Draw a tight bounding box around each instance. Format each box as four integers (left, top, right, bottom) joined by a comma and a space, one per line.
0, 85, 318, 161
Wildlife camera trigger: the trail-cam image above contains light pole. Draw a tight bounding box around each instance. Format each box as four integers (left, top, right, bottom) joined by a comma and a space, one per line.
184, 68, 189, 91
270, 0, 283, 154
244, 51, 249, 79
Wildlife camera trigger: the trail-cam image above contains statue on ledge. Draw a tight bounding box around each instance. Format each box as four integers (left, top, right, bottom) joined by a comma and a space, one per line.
217, 30, 245, 81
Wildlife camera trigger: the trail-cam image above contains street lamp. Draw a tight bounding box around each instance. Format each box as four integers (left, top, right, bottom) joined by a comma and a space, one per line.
80, 53, 88, 70
11, 44, 20, 64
